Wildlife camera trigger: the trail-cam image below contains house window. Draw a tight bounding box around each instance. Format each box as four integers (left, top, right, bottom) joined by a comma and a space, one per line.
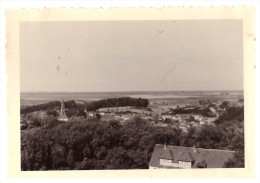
160, 159, 179, 168
178, 161, 192, 168
160, 159, 172, 167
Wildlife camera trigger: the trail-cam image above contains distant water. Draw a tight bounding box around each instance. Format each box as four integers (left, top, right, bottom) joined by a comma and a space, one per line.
20, 91, 243, 106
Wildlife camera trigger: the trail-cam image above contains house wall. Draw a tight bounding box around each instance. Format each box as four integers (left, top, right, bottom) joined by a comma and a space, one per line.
158, 159, 192, 169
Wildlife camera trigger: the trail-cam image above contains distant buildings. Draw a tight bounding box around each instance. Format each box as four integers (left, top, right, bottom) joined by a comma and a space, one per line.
149, 144, 235, 169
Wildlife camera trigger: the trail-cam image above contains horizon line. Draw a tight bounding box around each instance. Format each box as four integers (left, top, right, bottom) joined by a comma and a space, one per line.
20, 89, 244, 93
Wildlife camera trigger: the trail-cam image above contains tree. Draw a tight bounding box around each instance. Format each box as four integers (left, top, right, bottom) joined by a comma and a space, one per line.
65, 108, 78, 118
96, 113, 101, 120
77, 109, 87, 118
164, 118, 173, 124
215, 106, 244, 124
46, 109, 59, 117
220, 101, 229, 109
41, 116, 59, 127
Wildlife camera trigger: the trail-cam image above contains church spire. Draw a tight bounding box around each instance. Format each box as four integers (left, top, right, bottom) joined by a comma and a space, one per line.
60, 99, 65, 116
58, 99, 68, 122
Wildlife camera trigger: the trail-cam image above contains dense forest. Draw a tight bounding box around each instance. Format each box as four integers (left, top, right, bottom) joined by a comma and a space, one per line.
21, 97, 149, 115
21, 105, 244, 170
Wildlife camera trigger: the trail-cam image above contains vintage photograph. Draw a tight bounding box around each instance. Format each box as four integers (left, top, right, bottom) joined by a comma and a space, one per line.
20, 20, 244, 170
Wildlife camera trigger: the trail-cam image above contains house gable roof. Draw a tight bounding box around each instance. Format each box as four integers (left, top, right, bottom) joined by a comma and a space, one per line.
175, 151, 194, 162
160, 148, 174, 160
149, 144, 235, 168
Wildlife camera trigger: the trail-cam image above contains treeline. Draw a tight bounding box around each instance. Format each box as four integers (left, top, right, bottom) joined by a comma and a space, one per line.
169, 107, 216, 117
21, 100, 79, 115
85, 97, 149, 111
21, 114, 244, 170
21, 97, 149, 115
215, 106, 244, 124
21, 101, 61, 114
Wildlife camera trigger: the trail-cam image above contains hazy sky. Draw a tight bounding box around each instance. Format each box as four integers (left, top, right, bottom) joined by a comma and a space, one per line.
20, 20, 243, 92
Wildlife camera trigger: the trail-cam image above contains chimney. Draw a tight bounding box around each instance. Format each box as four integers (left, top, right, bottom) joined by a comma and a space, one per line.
193, 144, 197, 153
164, 143, 167, 150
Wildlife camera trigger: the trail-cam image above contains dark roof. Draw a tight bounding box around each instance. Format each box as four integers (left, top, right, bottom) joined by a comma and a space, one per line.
175, 151, 194, 162
160, 148, 174, 160
149, 144, 235, 168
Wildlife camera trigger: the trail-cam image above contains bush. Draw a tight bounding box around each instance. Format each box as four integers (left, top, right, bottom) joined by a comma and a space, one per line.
46, 110, 59, 117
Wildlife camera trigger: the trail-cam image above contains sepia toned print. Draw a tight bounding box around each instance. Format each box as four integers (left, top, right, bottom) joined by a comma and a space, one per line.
20, 20, 244, 170
6, 7, 255, 178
